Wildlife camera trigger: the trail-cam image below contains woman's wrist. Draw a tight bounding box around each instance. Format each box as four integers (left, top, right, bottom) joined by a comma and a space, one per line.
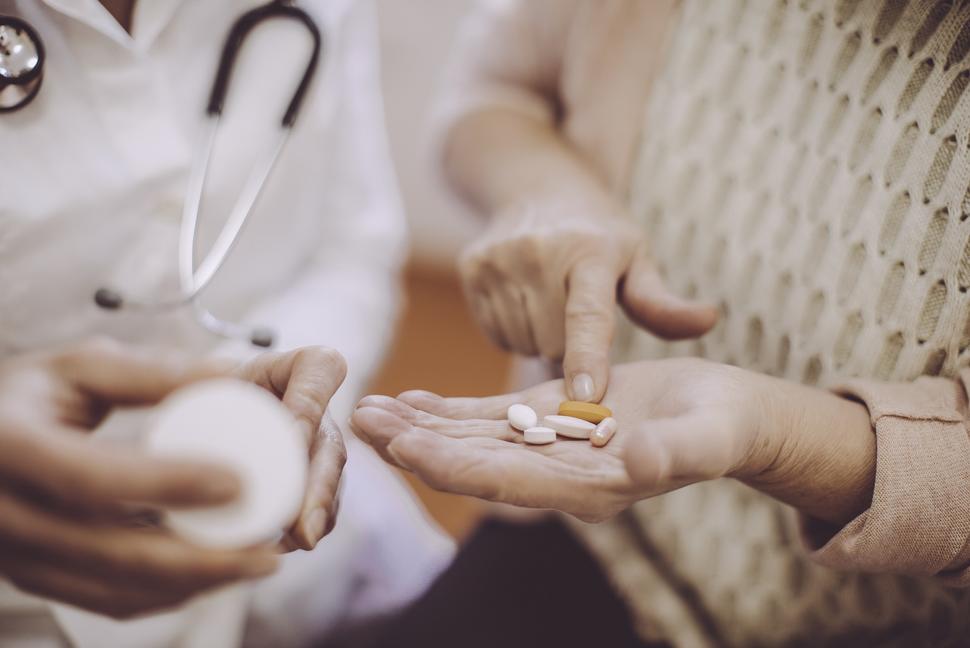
734, 373, 877, 526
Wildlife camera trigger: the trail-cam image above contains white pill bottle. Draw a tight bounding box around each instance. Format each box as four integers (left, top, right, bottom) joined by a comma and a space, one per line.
146, 379, 307, 548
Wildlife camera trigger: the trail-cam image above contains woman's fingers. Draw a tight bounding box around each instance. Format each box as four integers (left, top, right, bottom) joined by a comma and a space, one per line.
620, 244, 720, 341
467, 290, 510, 351
563, 258, 619, 403
489, 283, 539, 356
386, 430, 624, 522
286, 412, 346, 551
392, 390, 525, 420
0, 429, 240, 512
522, 287, 566, 360
353, 399, 517, 445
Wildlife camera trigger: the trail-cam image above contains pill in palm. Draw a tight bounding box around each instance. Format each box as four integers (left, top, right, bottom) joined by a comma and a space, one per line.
523, 426, 556, 445
542, 414, 596, 439
590, 417, 618, 447
507, 403, 538, 431
557, 400, 612, 424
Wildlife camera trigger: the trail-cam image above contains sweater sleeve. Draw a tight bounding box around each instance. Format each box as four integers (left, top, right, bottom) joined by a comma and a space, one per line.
802, 370, 970, 586
431, 0, 580, 137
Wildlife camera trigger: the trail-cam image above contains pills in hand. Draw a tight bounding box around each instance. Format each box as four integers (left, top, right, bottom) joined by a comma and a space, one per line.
523, 426, 556, 445
146, 379, 308, 549
557, 400, 612, 424
507, 402, 617, 445
542, 414, 596, 440
591, 417, 618, 447
507, 403, 538, 431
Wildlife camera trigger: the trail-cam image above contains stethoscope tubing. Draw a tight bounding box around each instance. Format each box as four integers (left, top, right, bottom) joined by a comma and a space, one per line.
92, 0, 323, 347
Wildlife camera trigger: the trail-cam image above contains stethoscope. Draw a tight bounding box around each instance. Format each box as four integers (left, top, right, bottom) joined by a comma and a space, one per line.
0, 1, 322, 348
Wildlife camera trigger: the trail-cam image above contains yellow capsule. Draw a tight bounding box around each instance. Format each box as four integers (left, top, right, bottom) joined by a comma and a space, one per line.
557, 400, 612, 424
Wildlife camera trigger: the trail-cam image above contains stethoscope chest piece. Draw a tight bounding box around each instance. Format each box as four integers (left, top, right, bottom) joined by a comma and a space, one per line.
0, 16, 44, 113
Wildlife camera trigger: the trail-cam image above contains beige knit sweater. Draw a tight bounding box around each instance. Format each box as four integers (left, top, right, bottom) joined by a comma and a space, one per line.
438, 1, 970, 645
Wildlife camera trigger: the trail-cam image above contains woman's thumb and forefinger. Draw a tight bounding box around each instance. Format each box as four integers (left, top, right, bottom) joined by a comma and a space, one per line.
562, 245, 718, 403
619, 244, 720, 341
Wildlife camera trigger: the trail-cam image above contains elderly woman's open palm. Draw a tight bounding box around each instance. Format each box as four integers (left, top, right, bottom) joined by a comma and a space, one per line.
351, 359, 772, 523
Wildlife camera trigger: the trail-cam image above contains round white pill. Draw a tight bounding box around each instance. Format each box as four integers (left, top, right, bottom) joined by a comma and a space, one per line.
507, 403, 538, 432
542, 414, 596, 440
146, 379, 308, 549
523, 426, 556, 445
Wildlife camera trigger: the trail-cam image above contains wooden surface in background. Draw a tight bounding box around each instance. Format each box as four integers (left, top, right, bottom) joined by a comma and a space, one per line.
366, 264, 512, 540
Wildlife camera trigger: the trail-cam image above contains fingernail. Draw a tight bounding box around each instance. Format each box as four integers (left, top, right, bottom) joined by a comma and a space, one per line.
305, 509, 328, 546
571, 373, 595, 402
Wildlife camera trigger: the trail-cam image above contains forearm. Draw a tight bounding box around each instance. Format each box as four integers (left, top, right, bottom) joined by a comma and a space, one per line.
443, 108, 613, 216
737, 375, 876, 526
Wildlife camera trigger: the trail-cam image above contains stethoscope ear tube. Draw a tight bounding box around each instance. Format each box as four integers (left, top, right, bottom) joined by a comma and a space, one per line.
206, 0, 322, 128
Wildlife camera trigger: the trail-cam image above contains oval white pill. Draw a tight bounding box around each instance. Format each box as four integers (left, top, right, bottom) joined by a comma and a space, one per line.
146, 379, 308, 549
542, 414, 596, 440
523, 426, 556, 445
507, 403, 538, 431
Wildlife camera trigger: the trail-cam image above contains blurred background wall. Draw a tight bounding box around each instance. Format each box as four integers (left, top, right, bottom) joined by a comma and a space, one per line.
377, 0, 480, 271
368, 0, 509, 538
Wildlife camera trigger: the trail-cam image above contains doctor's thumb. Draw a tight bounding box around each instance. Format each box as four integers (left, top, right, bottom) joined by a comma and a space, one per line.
619, 249, 719, 341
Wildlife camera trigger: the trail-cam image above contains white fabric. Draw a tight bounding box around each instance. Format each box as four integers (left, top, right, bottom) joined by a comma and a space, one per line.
0, 0, 453, 645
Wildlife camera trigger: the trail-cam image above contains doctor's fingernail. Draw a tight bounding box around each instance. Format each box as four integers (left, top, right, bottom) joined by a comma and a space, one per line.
306, 509, 328, 544
571, 373, 595, 402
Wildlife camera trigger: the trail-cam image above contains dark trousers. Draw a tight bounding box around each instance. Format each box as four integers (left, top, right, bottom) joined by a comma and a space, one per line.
322, 516, 660, 648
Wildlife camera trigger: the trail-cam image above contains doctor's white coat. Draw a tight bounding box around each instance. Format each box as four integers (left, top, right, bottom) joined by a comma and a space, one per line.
0, 0, 453, 645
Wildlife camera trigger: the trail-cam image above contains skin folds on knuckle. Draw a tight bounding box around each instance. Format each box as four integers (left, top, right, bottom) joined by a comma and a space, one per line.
296, 347, 347, 384
457, 246, 497, 286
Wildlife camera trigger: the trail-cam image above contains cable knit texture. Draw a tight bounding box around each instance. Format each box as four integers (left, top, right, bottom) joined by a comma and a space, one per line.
438, 0, 970, 645
591, 1, 970, 645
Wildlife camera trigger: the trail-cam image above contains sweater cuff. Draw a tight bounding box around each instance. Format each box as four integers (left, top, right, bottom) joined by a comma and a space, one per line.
800, 372, 970, 585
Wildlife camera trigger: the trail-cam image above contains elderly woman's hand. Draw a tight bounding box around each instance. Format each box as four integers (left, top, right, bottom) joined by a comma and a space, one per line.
352, 359, 876, 525
458, 189, 718, 404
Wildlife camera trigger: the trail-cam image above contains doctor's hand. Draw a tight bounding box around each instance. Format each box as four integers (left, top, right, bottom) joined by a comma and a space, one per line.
0, 339, 278, 619
459, 190, 718, 403
352, 359, 876, 525
235, 347, 348, 552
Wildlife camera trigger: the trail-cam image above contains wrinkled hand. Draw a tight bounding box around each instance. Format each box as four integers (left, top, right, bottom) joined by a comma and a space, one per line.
234, 347, 348, 552
352, 359, 769, 523
459, 192, 718, 403
0, 339, 278, 619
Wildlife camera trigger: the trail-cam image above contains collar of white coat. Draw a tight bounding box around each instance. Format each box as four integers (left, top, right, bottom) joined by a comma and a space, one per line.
39, 0, 188, 51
